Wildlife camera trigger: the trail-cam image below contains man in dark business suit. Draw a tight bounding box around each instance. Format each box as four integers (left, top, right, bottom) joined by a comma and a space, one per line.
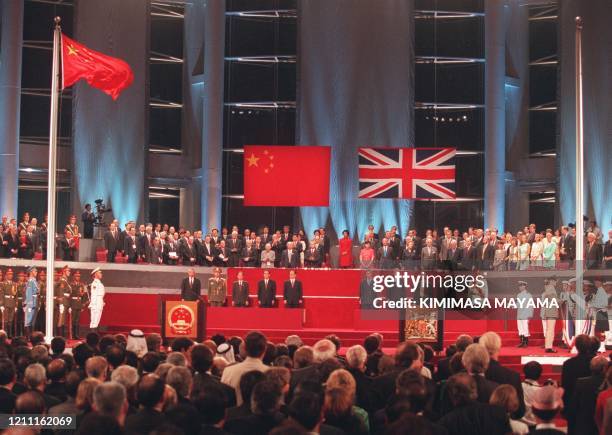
180, 236, 198, 266
280, 242, 299, 268
283, 270, 303, 308
378, 238, 395, 269
476, 236, 495, 270
561, 334, 595, 434
227, 231, 242, 267
180, 268, 201, 301
569, 355, 608, 435
585, 232, 603, 269
241, 239, 257, 267
124, 227, 139, 264
200, 235, 215, 267
257, 270, 276, 308
147, 237, 164, 265
304, 243, 322, 268
232, 271, 250, 307
420, 237, 437, 271
558, 226, 575, 266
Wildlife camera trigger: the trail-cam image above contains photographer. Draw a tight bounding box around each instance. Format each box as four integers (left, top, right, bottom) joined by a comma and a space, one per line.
82, 204, 95, 239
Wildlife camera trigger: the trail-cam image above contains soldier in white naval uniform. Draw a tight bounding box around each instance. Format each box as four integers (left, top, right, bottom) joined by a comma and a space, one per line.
516, 281, 533, 348
89, 267, 105, 331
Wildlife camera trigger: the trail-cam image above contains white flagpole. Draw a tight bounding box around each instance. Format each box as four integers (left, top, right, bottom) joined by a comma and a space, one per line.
45, 17, 61, 343
574, 16, 585, 339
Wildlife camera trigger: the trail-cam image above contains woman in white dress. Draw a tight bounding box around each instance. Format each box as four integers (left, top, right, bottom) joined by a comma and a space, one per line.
507, 237, 520, 271
530, 233, 544, 269
518, 234, 531, 270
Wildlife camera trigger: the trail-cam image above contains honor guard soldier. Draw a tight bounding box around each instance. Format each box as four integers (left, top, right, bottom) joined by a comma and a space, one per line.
541, 276, 559, 353
89, 268, 105, 332
16, 271, 27, 337
70, 271, 88, 339
516, 281, 533, 348
55, 266, 72, 336
65, 215, 81, 250
35, 269, 46, 331
1, 269, 17, 337
24, 266, 39, 337
208, 267, 227, 306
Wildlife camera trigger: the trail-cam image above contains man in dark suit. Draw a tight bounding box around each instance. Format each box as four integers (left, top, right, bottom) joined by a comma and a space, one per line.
0, 359, 17, 413
191, 344, 236, 407
180, 236, 198, 266
257, 270, 276, 308
124, 374, 168, 434
476, 236, 495, 270
378, 238, 395, 269
103, 223, 120, 263
81, 204, 95, 239
569, 355, 608, 435
147, 237, 164, 265
359, 271, 375, 309
304, 244, 322, 268
420, 237, 438, 271
200, 235, 215, 267
438, 373, 511, 435
586, 232, 603, 269
138, 225, 154, 262
232, 271, 250, 307
558, 226, 575, 266
180, 269, 201, 301
604, 229, 612, 268
124, 227, 139, 264
283, 270, 303, 308
459, 239, 477, 271
227, 232, 242, 267
561, 334, 594, 434
280, 242, 299, 268
480, 331, 525, 418
241, 240, 257, 267
446, 239, 462, 271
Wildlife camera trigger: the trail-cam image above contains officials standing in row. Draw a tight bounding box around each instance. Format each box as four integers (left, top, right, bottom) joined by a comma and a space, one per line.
178, 268, 304, 308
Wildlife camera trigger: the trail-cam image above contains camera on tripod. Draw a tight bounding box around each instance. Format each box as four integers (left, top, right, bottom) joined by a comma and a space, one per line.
94, 199, 112, 227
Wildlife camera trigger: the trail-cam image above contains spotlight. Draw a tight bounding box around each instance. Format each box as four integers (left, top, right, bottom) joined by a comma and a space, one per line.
462, 115, 467, 121
441, 117, 445, 122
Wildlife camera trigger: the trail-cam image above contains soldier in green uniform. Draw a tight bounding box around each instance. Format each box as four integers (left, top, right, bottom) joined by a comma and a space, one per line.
208, 267, 227, 306
54, 266, 72, 337
1, 269, 18, 337
35, 270, 46, 332
15, 271, 26, 337
70, 271, 88, 339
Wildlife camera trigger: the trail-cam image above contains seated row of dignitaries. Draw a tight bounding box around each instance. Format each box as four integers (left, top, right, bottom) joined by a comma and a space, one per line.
179, 267, 303, 307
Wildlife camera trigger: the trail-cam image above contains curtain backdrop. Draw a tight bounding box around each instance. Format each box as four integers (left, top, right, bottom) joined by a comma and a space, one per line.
72, 0, 148, 225
296, 0, 415, 241
558, 0, 611, 228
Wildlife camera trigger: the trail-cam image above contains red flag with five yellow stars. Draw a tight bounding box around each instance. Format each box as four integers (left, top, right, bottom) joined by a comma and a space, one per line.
243, 145, 331, 206
61, 34, 134, 100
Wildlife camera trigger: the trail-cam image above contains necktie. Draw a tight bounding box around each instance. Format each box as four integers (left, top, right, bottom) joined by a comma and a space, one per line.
190, 278, 193, 286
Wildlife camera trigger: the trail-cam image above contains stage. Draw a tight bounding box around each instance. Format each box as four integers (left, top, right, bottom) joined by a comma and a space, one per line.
0, 259, 608, 367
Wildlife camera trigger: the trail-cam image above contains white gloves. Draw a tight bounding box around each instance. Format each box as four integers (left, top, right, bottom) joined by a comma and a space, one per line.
59, 305, 65, 314
0, 307, 4, 312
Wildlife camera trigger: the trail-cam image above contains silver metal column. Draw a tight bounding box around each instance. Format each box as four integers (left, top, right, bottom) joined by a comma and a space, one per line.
201, 0, 225, 231
0, 0, 24, 218
484, 0, 507, 231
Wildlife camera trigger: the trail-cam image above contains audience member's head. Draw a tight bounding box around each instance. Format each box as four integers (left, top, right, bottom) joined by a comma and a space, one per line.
455, 334, 474, 352
523, 361, 542, 381
24, 363, 46, 391
106, 345, 126, 369
191, 383, 227, 426
531, 385, 564, 422
0, 358, 16, 386
137, 374, 166, 409
73, 343, 95, 368
346, 345, 367, 371
237, 370, 266, 408
46, 358, 67, 383
245, 332, 268, 359
490, 384, 519, 415
166, 366, 192, 399
191, 344, 214, 373
313, 339, 336, 363
251, 380, 282, 416
293, 346, 314, 369
15, 390, 45, 414
140, 352, 162, 374
85, 356, 108, 381
166, 352, 187, 367
446, 373, 477, 407
288, 392, 324, 432
479, 331, 502, 359
146, 333, 162, 353
93, 381, 128, 424
50, 336, 66, 355
76, 378, 103, 412
462, 344, 490, 374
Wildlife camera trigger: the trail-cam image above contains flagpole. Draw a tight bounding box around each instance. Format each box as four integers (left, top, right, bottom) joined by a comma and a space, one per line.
574, 16, 585, 340
45, 17, 61, 343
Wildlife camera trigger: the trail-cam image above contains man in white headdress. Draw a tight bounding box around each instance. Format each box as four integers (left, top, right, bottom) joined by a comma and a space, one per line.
127, 329, 148, 358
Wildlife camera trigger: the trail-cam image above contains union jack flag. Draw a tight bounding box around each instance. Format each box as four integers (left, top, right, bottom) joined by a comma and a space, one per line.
358, 147, 456, 200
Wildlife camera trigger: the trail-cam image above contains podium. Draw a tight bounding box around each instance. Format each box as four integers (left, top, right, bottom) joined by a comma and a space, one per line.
161, 300, 204, 342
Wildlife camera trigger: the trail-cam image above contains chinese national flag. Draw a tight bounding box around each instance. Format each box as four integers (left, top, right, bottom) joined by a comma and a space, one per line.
61, 34, 134, 100
244, 145, 330, 206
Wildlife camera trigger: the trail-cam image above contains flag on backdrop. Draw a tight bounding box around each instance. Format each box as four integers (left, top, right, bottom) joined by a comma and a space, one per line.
358, 147, 456, 200
243, 145, 331, 206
